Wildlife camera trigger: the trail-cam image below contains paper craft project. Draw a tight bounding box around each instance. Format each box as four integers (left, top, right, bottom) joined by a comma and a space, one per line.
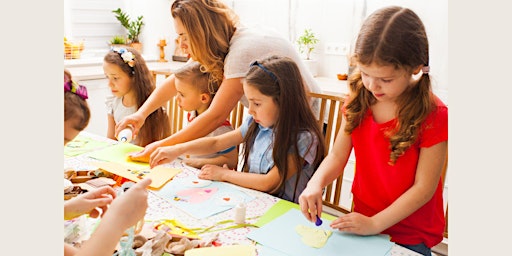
255, 199, 336, 227
185, 244, 256, 256
156, 176, 255, 219
295, 225, 332, 248
90, 161, 181, 189
85, 143, 149, 170
247, 208, 394, 256
64, 134, 112, 157
154, 219, 200, 239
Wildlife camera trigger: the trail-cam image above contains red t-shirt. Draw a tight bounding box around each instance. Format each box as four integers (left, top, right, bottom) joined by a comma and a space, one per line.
350, 96, 448, 248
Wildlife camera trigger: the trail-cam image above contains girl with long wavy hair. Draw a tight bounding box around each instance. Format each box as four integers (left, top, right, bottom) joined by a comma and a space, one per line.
299, 6, 447, 256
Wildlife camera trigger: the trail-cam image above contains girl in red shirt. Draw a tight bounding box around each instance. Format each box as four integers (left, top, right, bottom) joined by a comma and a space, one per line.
299, 6, 447, 256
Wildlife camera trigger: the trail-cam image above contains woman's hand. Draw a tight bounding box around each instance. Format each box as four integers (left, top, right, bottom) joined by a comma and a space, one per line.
197, 164, 232, 181
298, 185, 324, 224
115, 112, 146, 139
149, 145, 182, 168
64, 186, 117, 220
330, 212, 381, 236
129, 140, 164, 163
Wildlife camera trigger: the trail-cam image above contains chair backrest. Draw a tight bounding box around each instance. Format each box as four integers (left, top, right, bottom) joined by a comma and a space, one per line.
308, 92, 350, 214
441, 152, 448, 239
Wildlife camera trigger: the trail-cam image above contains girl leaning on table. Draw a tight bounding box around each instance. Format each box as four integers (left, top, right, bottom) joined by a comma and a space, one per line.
150, 55, 326, 204
103, 46, 170, 146
64, 70, 151, 256
298, 6, 447, 256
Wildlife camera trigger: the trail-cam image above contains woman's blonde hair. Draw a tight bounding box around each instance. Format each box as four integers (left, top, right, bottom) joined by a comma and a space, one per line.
171, 0, 239, 88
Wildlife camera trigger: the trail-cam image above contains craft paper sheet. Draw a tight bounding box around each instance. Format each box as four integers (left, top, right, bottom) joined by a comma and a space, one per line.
155, 176, 255, 219
247, 208, 394, 256
85, 142, 149, 170
64, 133, 112, 157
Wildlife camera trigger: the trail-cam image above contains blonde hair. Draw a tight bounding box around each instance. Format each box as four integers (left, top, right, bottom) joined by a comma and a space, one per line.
174, 61, 219, 96
171, 0, 238, 88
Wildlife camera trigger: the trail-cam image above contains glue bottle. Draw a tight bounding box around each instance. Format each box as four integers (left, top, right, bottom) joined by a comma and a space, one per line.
234, 202, 246, 224
117, 127, 133, 143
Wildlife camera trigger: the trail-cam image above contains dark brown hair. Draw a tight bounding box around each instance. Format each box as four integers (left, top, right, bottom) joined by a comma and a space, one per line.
104, 47, 170, 146
64, 69, 90, 131
242, 55, 325, 201
345, 6, 435, 164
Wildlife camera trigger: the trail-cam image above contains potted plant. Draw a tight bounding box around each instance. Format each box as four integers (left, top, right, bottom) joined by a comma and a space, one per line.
297, 29, 319, 76
112, 8, 144, 52
109, 35, 128, 48
297, 29, 319, 60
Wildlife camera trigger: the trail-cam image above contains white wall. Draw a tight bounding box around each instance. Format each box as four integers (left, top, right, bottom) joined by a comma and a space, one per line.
128, 0, 448, 104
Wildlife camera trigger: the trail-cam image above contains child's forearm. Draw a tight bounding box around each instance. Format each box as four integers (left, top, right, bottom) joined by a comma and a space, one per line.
74, 220, 126, 256
175, 137, 223, 156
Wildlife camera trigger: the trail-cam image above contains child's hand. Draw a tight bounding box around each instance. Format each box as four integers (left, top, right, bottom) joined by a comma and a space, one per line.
130, 140, 163, 164
149, 144, 180, 168
101, 178, 152, 230
298, 185, 324, 223
197, 164, 232, 181
182, 157, 205, 169
64, 186, 116, 220
115, 112, 145, 139
330, 212, 380, 236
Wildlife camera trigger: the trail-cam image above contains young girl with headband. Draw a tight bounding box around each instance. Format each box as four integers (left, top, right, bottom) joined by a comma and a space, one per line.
150, 56, 325, 203
103, 47, 170, 146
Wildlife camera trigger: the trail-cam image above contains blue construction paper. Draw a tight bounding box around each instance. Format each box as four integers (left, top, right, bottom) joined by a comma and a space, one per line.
247, 208, 393, 256
155, 176, 255, 219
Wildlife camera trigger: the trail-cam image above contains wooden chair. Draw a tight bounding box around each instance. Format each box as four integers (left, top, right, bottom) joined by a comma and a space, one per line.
432, 152, 449, 256
308, 92, 351, 214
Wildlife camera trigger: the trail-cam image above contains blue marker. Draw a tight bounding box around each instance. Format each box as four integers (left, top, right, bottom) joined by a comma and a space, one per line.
315, 215, 323, 226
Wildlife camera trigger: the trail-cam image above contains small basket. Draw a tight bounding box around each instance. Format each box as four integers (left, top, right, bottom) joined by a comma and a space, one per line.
64, 41, 84, 59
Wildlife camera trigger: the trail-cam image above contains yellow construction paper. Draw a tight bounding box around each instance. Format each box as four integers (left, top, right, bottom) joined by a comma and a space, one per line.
90, 161, 181, 189
85, 143, 149, 170
184, 244, 256, 256
295, 224, 333, 248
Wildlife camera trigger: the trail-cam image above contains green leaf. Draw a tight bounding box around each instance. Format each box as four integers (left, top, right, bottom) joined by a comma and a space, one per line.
112, 8, 144, 43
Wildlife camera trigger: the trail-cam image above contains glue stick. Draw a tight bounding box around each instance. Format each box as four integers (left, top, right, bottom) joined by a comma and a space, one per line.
234, 202, 246, 224
118, 127, 133, 143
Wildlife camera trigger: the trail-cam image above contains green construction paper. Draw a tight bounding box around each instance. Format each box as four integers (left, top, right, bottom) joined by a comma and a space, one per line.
255, 199, 336, 227
85, 143, 149, 170
64, 134, 113, 157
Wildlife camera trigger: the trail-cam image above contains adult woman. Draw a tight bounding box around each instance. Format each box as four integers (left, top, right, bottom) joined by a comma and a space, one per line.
117, 0, 321, 162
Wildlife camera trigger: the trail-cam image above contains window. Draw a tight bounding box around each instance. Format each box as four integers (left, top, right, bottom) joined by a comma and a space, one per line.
64, 0, 125, 55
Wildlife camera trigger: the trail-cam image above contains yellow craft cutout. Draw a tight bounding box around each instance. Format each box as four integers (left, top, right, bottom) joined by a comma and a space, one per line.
155, 219, 200, 239
295, 225, 333, 248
